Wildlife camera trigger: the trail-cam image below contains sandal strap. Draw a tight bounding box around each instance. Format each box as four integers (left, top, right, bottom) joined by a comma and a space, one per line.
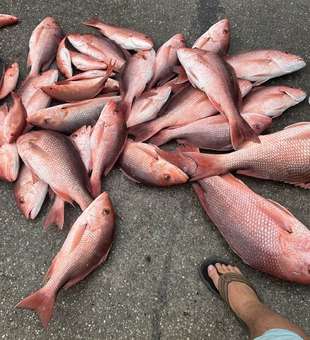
218, 272, 257, 308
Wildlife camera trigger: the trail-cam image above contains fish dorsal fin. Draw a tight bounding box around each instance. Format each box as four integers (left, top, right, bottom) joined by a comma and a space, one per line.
136, 143, 159, 160
266, 199, 293, 233
68, 223, 87, 253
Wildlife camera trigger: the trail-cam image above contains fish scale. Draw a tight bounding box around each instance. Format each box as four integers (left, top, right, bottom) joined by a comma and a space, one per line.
194, 174, 310, 283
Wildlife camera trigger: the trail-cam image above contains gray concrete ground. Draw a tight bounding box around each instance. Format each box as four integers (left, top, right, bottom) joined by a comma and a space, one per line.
0, 0, 310, 339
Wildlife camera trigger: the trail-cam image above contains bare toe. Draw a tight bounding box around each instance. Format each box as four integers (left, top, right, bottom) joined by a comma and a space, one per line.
227, 265, 235, 272
215, 263, 225, 274
208, 265, 220, 289
234, 266, 242, 274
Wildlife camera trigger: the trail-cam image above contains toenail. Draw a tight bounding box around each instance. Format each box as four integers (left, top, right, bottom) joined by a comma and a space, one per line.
208, 265, 215, 272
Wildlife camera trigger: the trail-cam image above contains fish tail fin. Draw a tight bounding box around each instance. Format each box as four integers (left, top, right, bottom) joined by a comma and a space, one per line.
43, 197, 65, 230
128, 120, 161, 142
183, 152, 226, 180
148, 129, 173, 146
82, 15, 100, 28
16, 286, 56, 328
118, 99, 132, 121
230, 117, 260, 150
90, 174, 101, 198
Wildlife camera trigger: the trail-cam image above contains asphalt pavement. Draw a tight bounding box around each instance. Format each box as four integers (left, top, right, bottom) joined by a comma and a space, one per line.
0, 0, 310, 339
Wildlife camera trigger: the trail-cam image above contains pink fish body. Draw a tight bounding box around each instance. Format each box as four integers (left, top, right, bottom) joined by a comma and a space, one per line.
0, 104, 8, 146
63, 70, 115, 82
17, 192, 115, 328
0, 14, 19, 28
225, 50, 306, 86
242, 86, 307, 118
0, 142, 20, 182
192, 19, 230, 56
83, 15, 153, 50
14, 164, 48, 219
56, 35, 72, 78
194, 173, 310, 284
70, 125, 92, 172
69, 50, 107, 71
0, 62, 19, 100
185, 122, 310, 187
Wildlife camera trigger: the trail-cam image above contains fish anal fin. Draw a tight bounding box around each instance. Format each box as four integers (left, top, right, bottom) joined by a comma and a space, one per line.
52, 188, 73, 205
119, 168, 141, 183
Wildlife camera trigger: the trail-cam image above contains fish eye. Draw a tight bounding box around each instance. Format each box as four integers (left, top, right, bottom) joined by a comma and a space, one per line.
102, 208, 110, 215
43, 118, 50, 124
164, 174, 171, 181
223, 29, 229, 34
72, 133, 78, 138
113, 108, 119, 114
10, 133, 15, 136
255, 124, 261, 130
284, 51, 289, 54
19, 198, 25, 204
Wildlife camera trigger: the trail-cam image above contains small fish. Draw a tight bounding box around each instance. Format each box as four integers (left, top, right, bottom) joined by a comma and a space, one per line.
16, 192, 115, 328
83, 15, 153, 50
242, 86, 307, 118
126, 84, 172, 127
119, 49, 155, 119
146, 33, 187, 89
177, 48, 260, 149
70, 125, 92, 172
62, 70, 115, 82
27, 95, 121, 134
192, 19, 230, 56
17, 130, 93, 211
3, 93, 27, 143
22, 17, 63, 86
117, 140, 188, 186
69, 50, 107, 71
0, 62, 19, 100
0, 14, 19, 28
225, 50, 306, 86
100, 78, 120, 94
14, 164, 48, 219
185, 122, 310, 186
56, 34, 72, 78
0, 142, 20, 182
193, 173, 310, 284
68, 34, 126, 71
129, 79, 252, 142
41, 63, 114, 102
149, 113, 271, 149
90, 101, 127, 197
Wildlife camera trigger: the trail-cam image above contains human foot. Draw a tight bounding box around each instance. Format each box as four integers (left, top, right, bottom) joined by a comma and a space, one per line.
208, 263, 261, 319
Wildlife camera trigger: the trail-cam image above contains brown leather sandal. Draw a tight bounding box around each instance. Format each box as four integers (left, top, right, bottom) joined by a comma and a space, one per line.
199, 257, 259, 331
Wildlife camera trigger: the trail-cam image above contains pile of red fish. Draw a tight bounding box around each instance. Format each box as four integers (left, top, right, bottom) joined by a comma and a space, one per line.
1, 14, 310, 328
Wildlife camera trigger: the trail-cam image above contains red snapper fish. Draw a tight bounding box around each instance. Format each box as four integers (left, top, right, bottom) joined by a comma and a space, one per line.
177, 48, 259, 149
83, 15, 153, 50
0, 62, 19, 100
0, 14, 19, 28
0, 142, 20, 182
192, 19, 230, 56
194, 173, 310, 284
69, 50, 107, 71
17, 192, 115, 328
55, 34, 72, 78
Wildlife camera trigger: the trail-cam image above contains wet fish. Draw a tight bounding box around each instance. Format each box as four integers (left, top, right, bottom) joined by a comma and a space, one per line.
83, 15, 153, 50
3, 93, 27, 143
177, 48, 259, 149
129, 79, 253, 142
0, 62, 19, 100
62, 70, 115, 82
56, 34, 72, 78
22, 17, 63, 86
146, 33, 187, 89
27, 95, 121, 134
90, 101, 127, 197
185, 122, 310, 186
117, 140, 188, 186
14, 164, 48, 219
225, 50, 306, 86
193, 173, 310, 284
19, 69, 59, 107
70, 125, 92, 172
101, 78, 120, 94
67, 34, 126, 71
0, 14, 19, 28
127, 84, 172, 127
17, 130, 93, 210
192, 19, 230, 56
25, 88, 53, 119
41, 63, 114, 102
69, 50, 107, 71
119, 49, 155, 119
0, 104, 8, 146
0, 142, 20, 182
16, 192, 115, 328
149, 113, 271, 149
242, 86, 307, 118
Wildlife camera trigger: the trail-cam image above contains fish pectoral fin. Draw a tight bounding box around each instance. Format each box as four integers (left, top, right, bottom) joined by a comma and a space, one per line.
67, 223, 88, 254
52, 188, 73, 205
265, 200, 293, 233
136, 144, 159, 160
119, 168, 141, 183
267, 199, 294, 218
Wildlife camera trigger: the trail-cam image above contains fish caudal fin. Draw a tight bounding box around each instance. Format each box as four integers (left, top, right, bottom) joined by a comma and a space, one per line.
16, 286, 56, 328
128, 120, 161, 142
148, 129, 173, 146
90, 175, 102, 198
82, 15, 100, 28
230, 118, 260, 150
183, 152, 226, 180
43, 196, 65, 230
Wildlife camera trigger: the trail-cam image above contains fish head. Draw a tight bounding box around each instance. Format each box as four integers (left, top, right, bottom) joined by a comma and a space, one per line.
15, 185, 45, 219
153, 84, 172, 102
153, 159, 189, 186
0, 143, 20, 182
131, 35, 153, 50
209, 19, 230, 42
242, 113, 272, 135
41, 17, 61, 30
7, 62, 19, 76
137, 48, 156, 63
279, 87, 307, 103
170, 33, 187, 49
70, 125, 92, 150
271, 51, 306, 74
68, 34, 93, 48
16, 131, 42, 158
85, 192, 115, 231
27, 107, 65, 128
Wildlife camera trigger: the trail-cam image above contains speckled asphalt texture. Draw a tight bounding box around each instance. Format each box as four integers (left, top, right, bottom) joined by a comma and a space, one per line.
0, 0, 310, 339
